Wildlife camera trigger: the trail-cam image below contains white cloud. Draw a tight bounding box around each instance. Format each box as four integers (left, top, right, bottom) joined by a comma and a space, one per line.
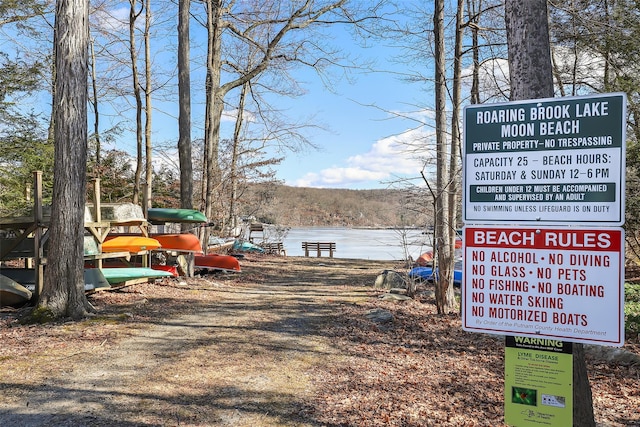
91, 6, 129, 32
293, 125, 436, 188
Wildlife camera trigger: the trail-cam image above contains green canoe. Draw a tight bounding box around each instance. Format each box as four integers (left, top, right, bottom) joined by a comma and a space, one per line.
147, 208, 207, 224
100, 267, 174, 284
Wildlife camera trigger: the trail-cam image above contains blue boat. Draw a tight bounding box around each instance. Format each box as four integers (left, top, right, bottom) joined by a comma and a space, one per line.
409, 266, 462, 286
232, 240, 265, 253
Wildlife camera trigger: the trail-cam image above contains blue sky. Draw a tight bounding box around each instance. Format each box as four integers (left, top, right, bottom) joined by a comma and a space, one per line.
4, 3, 439, 190
270, 63, 436, 189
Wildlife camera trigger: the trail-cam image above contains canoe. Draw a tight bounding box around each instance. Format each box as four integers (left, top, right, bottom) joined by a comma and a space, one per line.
232, 240, 265, 253
152, 233, 202, 253
0, 268, 111, 292
147, 208, 207, 224
100, 267, 174, 284
409, 266, 463, 286
88, 203, 146, 224
84, 268, 111, 291
151, 265, 179, 277
102, 236, 162, 253
416, 239, 462, 266
207, 236, 235, 254
0, 274, 32, 306
416, 251, 434, 266
195, 254, 241, 272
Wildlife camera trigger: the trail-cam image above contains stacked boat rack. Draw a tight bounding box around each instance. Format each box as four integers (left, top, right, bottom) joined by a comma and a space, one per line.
0, 171, 241, 307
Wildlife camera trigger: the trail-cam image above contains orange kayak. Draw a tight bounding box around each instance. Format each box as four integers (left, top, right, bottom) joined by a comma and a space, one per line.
153, 234, 202, 253
194, 254, 241, 272
102, 236, 162, 253
416, 251, 434, 266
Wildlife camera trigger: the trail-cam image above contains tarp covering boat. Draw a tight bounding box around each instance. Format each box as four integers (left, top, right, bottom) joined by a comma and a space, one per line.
409, 266, 462, 286
88, 203, 146, 224
0, 274, 32, 306
84, 268, 111, 291
195, 254, 241, 272
147, 208, 207, 224
102, 236, 162, 253
232, 240, 264, 253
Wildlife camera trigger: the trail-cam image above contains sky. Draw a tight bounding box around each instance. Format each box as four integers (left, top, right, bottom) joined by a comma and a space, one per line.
267, 58, 436, 189
147, 3, 440, 191
4, 3, 441, 191
215, 15, 438, 190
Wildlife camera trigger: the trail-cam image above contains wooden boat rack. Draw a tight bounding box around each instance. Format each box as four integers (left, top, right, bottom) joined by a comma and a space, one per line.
0, 172, 150, 300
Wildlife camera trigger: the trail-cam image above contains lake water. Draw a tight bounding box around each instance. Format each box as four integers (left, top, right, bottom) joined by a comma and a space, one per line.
278, 227, 433, 261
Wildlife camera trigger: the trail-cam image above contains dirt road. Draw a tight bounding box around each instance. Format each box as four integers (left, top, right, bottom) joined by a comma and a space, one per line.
0, 256, 638, 426
0, 257, 396, 426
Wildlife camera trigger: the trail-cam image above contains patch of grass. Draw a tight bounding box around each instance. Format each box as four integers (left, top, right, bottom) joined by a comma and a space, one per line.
625, 282, 640, 339
22, 306, 56, 324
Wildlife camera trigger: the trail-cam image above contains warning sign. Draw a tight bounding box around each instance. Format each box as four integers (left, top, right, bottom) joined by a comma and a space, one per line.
461, 225, 625, 346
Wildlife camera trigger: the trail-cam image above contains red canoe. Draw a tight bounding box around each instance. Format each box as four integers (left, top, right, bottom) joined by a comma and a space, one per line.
194, 254, 241, 273
153, 233, 203, 253
416, 251, 434, 266
151, 264, 180, 277
416, 238, 462, 266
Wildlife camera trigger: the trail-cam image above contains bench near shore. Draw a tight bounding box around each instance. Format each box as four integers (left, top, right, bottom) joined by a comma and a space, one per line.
301, 242, 336, 257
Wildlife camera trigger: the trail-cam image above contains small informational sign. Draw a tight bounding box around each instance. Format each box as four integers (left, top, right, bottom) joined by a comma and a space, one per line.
504, 336, 573, 426
463, 93, 626, 225
462, 225, 625, 346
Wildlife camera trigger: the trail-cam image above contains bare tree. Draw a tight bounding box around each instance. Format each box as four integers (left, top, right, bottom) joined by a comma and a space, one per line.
129, 0, 143, 205
505, 1, 595, 424
433, 0, 456, 314
37, 0, 92, 319
197, 0, 380, 244
143, 0, 152, 208
177, 0, 193, 212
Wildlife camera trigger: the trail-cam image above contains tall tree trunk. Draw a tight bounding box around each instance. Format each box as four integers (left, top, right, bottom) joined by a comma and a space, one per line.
178, 0, 193, 212
202, 0, 223, 246
48, 25, 57, 143
130, 0, 143, 205
144, 0, 152, 209
89, 37, 101, 166
448, 0, 464, 309
38, 0, 92, 319
468, 0, 480, 105
505, 1, 553, 100
228, 81, 248, 232
505, 1, 595, 425
433, 0, 455, 314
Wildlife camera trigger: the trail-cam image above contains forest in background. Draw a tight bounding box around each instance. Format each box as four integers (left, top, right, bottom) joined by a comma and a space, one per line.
235, 184, 434, 228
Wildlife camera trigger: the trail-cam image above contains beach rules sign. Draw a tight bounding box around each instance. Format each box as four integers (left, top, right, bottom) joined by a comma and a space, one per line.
461, 226, 625, 347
